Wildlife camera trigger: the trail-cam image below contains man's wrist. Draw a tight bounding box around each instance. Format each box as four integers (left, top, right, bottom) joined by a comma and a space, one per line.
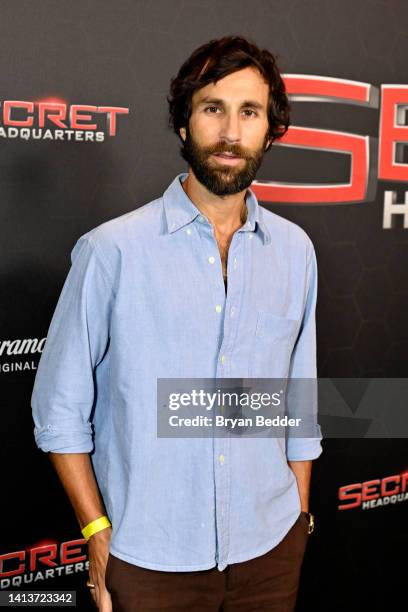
81, 515, 111, 541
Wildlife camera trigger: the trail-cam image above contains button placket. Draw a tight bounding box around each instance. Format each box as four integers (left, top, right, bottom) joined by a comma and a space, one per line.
213, 429, 231, 570
216, 230, 244, 374
212, 230, 244, 570
195, 219, 226, 352
204, 225, 227, 329
196, 220, 244, 570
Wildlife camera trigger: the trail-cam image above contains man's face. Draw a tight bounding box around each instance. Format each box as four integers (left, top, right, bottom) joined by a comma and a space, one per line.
180, 66, 271, 196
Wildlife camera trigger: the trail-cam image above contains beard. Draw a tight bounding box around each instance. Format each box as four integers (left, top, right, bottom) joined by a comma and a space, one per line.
180, 126, 269, 196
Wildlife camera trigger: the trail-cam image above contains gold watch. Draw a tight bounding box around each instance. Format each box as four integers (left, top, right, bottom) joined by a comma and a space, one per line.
303, 511, 315, 534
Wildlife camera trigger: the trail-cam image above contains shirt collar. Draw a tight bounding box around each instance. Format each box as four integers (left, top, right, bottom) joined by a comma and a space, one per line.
162, 172, 271, 245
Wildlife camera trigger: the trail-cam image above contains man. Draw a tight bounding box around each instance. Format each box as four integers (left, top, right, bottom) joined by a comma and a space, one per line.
32, 35, 322, 612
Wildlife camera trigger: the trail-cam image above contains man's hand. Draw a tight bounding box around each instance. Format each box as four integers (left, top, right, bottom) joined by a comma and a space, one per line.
87, 527, 113, 612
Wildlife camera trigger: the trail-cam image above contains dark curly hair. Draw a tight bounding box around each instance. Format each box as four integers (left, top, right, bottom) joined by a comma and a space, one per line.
167, 35, 291, 152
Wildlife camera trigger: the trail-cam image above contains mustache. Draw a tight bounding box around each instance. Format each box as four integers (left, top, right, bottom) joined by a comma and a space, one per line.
205, 144, 251, 159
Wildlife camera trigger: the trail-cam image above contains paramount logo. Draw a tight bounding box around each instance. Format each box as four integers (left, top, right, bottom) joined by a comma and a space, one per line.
0, 338, 45, 372
0, 337, 46, 356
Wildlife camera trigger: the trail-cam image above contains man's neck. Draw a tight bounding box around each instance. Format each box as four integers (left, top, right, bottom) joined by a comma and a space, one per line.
182, 170, 248, 235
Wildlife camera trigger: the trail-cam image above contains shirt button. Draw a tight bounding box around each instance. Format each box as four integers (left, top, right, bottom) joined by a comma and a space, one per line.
230, 306, 235, 317
249, 233, 254, 239
198, 215, 205, 223
186, 228, 192, 235
219, 454, 225, 465
215, 304, 222, 313
208, 256, 215, 264
220, 355, 226, 364
233, 258, 237, 269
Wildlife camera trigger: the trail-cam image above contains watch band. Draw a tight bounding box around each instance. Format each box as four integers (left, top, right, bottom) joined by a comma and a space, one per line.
303, 511, 315, 534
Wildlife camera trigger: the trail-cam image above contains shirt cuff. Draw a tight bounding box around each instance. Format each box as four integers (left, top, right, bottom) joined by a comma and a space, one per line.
286, 424, 323, 461
34, 421, 94, 453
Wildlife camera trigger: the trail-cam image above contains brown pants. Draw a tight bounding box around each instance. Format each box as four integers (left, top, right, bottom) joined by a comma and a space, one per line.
105, 511, 310, 611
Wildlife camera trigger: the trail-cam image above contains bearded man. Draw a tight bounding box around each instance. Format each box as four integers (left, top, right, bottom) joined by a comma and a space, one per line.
32, 35, 322, 612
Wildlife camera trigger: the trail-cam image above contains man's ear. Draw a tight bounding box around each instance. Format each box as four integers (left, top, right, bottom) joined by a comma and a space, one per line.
179, 127, 186, 141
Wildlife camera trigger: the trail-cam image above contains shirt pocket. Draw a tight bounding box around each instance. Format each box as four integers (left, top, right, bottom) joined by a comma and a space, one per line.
249, 311, 300, 377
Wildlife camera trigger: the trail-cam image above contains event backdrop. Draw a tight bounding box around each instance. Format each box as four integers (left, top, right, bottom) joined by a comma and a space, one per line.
1, 1, 407, 610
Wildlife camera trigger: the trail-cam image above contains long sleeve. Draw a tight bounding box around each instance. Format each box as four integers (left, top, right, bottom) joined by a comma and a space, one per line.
285, 240, 323, 461
31, 234, 114, 453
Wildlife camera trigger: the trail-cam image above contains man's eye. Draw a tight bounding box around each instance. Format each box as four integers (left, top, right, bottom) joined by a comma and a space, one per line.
243, 109, 257, 117
205, 106, 220, 113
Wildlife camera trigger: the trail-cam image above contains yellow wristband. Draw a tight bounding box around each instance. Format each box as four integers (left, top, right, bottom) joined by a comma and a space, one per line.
81, 516, 111, 541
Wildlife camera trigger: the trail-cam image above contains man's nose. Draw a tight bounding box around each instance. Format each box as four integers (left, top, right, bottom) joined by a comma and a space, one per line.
219, 113, 241, 144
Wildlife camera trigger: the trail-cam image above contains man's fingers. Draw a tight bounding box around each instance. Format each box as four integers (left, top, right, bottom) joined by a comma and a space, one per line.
88, 576, 112, 612
89, 564, 100, 603
87, 586, 97, 609
87, 533, 112, 610
98, 587, 113, 612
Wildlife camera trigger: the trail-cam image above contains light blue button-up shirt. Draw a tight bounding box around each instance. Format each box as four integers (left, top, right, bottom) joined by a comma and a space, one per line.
31, 172, 323, 572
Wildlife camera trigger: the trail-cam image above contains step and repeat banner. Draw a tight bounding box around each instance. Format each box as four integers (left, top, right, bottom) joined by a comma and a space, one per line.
1, 1, 407, 610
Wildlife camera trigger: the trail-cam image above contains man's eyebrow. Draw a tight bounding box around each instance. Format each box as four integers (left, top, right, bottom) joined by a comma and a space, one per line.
241, 100, 264, 110
196, 97, 226, 107
197, 96, 265, 110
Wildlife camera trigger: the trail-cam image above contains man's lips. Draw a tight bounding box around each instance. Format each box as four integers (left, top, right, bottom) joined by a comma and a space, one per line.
212, 153, 243, 165
214, 152, 241, 158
